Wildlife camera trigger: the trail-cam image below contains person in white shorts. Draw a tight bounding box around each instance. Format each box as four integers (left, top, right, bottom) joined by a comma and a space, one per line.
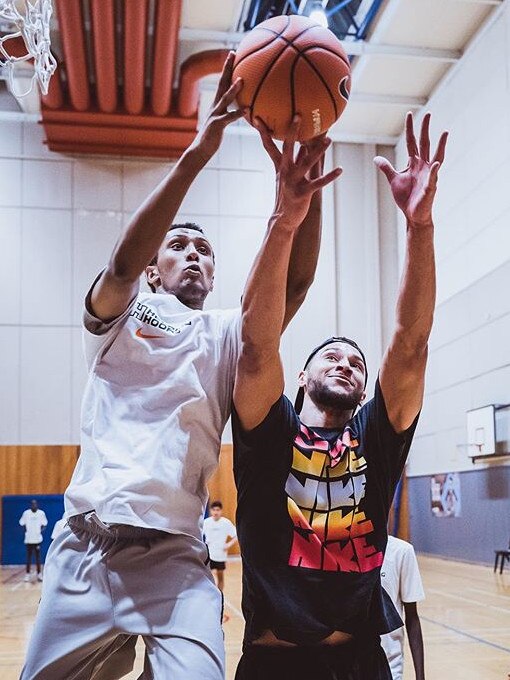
381, 536, 426, 680
20, 52, 332, 680
19, 500, 47, 582
203, 501, 238, 592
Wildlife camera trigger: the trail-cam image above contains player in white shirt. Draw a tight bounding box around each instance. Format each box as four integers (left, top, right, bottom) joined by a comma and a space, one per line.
381, 536, 426, 680
203, 501, 238, 592
21, 53, 332, 680
19, 500, 47, 582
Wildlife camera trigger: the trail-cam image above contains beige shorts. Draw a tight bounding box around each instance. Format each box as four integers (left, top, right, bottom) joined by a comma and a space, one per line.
21, 512, 224, 680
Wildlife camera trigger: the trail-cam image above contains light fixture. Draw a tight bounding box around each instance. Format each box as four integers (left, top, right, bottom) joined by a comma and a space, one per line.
309, 1, 328, 27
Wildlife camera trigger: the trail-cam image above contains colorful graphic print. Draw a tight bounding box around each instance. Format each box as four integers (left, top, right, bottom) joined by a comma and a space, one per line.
286, 423, 383, 573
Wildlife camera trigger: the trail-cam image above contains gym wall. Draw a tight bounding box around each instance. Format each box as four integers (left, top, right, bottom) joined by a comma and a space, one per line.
0, 130, 339, 447
1, 123, 399, 562
395, 5, 510, 561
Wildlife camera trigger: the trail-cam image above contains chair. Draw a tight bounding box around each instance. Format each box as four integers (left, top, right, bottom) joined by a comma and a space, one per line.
494, 541, 510, 574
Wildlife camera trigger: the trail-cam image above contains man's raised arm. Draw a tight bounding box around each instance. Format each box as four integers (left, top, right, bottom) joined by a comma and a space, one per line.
255, 119, 327, 331
90, 52, 245, 322
376, 112, 448, 432
234, 118, 341, 432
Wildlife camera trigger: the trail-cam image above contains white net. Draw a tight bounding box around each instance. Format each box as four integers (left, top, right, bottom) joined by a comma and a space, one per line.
0, 0, 57, 96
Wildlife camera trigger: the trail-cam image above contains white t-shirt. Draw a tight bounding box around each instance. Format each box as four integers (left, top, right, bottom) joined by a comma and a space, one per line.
381, 536, 425, 680
65, 290, 241, 541
19, 509, 48, 544
51, 517, 67, 540
203, 516, 237, 562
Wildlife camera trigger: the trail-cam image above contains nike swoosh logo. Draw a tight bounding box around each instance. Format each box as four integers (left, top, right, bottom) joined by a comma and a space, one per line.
135, 327, 163, 339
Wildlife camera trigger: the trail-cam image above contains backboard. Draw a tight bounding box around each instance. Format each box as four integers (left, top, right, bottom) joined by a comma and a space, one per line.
466, 404, 496, 457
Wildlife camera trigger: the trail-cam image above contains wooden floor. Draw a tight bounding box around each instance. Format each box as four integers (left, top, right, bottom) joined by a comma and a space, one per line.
1, 555, 509, 679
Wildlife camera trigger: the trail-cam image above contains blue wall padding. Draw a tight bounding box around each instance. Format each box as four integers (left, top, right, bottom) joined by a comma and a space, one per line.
2, 494, 65, 565
408, 467, 510, 564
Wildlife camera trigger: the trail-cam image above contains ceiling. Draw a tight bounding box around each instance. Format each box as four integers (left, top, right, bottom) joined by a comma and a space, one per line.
0, 0, 503, 154
182, 0, 502, 143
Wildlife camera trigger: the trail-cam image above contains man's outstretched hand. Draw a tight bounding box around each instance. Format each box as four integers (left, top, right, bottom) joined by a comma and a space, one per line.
191, 51, 246, 163
374, 112, 448, 228
256, 116, 342, 230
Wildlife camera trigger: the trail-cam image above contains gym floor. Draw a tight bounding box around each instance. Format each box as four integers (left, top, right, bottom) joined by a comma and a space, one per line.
1, 556, 508, 679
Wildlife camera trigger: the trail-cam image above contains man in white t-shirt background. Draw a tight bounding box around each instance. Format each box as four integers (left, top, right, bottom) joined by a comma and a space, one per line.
19, 500, 47, 582
381, 535, 426, 680
203, 500, 238, 592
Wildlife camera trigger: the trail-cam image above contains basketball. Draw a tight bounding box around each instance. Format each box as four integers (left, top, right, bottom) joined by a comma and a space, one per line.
233, 14, 351, 141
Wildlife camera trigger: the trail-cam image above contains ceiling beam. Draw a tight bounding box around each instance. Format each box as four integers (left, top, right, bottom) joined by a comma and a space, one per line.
179, 28, 460, 62
346, 43, 460, 62
446, 0, 502, 4
0, 108, 402, 144
350, 92, 426, 107
199, 78, 425, 108
223, 121, 398, 145
0, 110, 40, 122
179, 28, 245, 43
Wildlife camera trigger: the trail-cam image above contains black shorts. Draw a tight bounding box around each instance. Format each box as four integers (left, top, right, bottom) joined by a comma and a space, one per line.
234, 637, 391, 680
209, 560, 226, 571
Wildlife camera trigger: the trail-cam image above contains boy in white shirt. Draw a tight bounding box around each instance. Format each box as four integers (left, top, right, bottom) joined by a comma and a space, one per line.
381, 536, 426, 680
19, 500, 47, 582
203, 501, 237, 592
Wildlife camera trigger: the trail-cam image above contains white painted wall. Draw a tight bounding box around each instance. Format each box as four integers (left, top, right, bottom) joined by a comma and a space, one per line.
0, 122, 344, 445
395, 4, 510, 476
333, 143, 385, 397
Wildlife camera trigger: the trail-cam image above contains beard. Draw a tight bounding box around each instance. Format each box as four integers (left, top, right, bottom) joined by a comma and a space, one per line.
306, 376, 363, 412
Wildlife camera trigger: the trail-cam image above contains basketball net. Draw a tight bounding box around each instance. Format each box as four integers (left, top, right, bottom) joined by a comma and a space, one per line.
0, 0, 57, 96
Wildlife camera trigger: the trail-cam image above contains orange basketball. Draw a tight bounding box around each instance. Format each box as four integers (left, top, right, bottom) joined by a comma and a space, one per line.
233, 14, 351, 141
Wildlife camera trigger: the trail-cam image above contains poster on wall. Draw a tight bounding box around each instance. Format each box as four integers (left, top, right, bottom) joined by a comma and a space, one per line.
430, 473, 461, 517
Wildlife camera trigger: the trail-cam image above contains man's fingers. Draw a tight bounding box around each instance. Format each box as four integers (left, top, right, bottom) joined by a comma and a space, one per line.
295, 144, 307, 166
300, 137, 331, 175
431, 130, 449, 165
304, 132, 327, 147
282, 115, 300, 160
213, 51, 235, 105
301, 133, 328, 163
426, 161, 440, 191
374, 156, 397, 183
307, 153, 326, 181
213, 51, 236, 106
309, 159, 325, 181
297, 134, 327, 164
215, 108, 245, 128
254, 115, 275, 142
254, 117, 281, 166
419, 112, 431, 162
308, 166, 343, 192
405, 111, 419, 158
214, 77, 243, 114
302, 134, 328, 178
301, 133, 327, 155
